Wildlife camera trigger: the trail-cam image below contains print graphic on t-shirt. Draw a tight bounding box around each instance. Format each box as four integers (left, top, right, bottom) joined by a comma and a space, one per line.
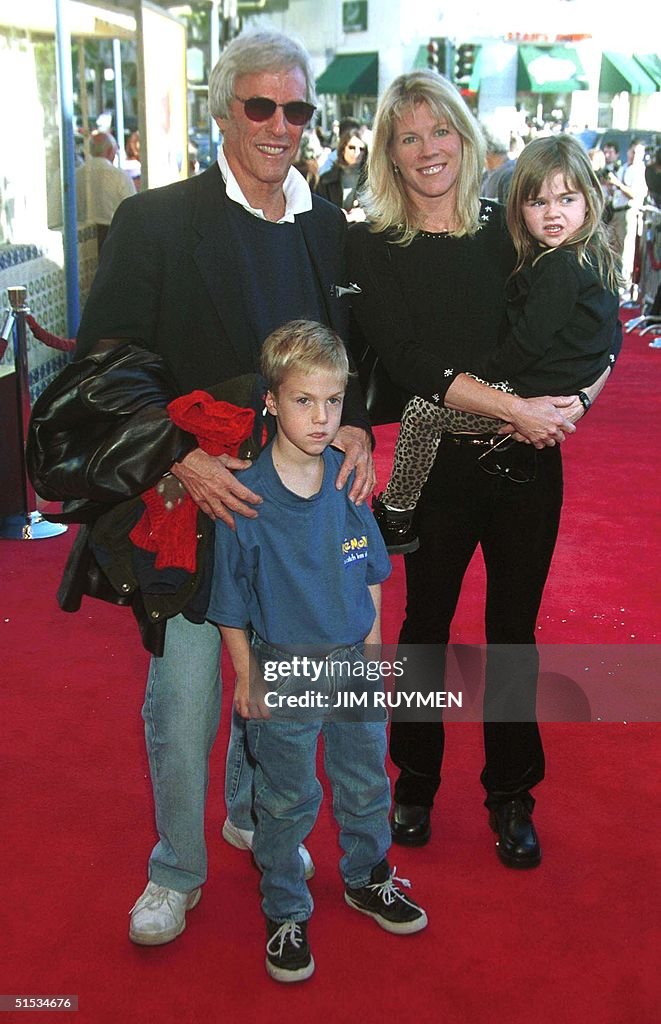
342, 534, 368, 566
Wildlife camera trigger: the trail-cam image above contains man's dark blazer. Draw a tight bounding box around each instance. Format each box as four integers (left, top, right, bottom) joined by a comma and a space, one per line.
76, 162, 367, 424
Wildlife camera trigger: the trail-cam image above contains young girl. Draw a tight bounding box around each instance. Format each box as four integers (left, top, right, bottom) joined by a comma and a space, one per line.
374, 133, 622, 553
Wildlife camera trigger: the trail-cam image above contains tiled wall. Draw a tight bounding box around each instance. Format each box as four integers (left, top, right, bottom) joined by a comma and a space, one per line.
0, 227, 98, 401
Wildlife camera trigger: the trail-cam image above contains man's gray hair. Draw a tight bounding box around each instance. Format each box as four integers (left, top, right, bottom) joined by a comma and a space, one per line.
89, 131, 118, 159
481, 125, 509, 157
208, 29, 317, 120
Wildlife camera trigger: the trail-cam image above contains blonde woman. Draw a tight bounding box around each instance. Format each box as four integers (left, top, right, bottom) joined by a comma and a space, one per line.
373, 132, 622, 547
347, 75, 618, 865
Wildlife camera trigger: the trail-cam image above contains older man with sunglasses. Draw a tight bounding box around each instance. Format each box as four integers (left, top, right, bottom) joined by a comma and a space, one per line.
70, 29, 374, 946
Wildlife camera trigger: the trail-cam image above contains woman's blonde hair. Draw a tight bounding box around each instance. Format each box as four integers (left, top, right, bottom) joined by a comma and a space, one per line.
361, 70, 485, 244
507, 134, 621, 293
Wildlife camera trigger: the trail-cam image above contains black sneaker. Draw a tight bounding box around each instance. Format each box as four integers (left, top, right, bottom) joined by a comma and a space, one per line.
265, 919, 315, 983
344, 860, 428, 934
372, 494, 420, 555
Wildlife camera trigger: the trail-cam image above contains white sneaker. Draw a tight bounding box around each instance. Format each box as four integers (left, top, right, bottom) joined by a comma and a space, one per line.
129, 881, 201, 946
222, 818, 315, 880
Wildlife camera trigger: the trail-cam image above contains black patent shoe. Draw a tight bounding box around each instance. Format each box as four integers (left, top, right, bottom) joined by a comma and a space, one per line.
488, 798, 541, 868
372, 494, 420, 555
390, 803, 431, 846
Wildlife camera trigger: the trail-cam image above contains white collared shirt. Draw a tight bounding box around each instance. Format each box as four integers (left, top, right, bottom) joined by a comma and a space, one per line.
216, 143, 312, 223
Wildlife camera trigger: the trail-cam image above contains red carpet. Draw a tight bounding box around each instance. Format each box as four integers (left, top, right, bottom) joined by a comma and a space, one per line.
2, 322, 659, 1023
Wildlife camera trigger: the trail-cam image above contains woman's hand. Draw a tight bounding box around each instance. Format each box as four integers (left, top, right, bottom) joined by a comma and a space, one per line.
504, 394, 577, 448
446, 374, 574, 447
561, 396, 587, 425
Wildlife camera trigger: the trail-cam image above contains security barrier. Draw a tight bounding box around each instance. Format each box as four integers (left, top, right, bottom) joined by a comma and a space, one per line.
0, 286, 68, 539
625, 204, 661, 344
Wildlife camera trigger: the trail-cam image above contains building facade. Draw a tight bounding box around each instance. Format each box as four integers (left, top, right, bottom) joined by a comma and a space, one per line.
242, 0, 660, 133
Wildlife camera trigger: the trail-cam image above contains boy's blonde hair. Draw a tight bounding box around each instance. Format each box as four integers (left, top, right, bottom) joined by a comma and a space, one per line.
361, 70, 485, 245
260, 320, 349, 392
506, 134, 621, 293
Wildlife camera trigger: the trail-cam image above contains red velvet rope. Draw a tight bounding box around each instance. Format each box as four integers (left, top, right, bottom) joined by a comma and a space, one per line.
646, 238, 661, 272
25, 314, 75, 352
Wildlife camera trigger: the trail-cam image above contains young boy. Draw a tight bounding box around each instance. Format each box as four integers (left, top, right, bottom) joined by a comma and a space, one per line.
207, 320, 427, 983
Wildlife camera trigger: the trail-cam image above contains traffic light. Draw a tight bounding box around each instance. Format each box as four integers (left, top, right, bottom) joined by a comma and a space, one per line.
426, 37, 452, 77
454, 43, 478, 90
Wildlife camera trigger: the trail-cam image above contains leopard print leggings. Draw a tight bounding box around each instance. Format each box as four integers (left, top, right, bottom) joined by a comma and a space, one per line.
383, 378, 514, 511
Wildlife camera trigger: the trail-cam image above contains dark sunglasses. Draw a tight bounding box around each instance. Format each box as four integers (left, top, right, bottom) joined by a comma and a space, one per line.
234, 95, 315, 126
477, 435, 537, 484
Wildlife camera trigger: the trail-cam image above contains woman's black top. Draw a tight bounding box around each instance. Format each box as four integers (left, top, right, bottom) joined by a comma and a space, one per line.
347, 200, 516, 406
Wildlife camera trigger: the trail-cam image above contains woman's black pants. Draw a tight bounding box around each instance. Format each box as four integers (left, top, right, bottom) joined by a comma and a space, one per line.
390, 438, 563, 810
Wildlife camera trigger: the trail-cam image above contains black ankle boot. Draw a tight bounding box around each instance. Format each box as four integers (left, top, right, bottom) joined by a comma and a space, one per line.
488, 797, 541, 868
390, 803, 431, 846
372, 494, 420, 555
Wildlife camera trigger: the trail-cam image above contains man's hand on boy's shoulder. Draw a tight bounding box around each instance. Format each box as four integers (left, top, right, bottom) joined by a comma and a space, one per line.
171, 448, 263, 527
331, 425, 375, 504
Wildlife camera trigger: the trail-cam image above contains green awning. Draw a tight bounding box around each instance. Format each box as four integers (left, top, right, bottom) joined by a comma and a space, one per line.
316, 52, 378, 96
633, 53, 661, 90
413, 44, 430, 70
517, 45, 588, 93
599, 52, 657, 95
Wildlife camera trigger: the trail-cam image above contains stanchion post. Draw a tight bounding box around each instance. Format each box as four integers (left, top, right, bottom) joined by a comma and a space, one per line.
9, 287, 35, 514
0, 286, 68, 540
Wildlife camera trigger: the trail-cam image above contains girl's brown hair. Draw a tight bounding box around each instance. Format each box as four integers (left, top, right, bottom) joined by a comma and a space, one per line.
507, 134, 621, 292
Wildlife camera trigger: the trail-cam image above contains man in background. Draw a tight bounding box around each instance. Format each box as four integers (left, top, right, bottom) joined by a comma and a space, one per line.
605, 139, 647, 291
75, 130, 135, 252
601, 139, 621, 178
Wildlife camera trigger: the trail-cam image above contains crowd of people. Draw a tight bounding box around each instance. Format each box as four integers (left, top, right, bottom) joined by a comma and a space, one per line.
31, 26, 652, 986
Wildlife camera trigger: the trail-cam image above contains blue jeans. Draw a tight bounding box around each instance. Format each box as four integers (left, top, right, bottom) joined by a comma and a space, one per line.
247, 636, 391, 923
143, 614, 255, 891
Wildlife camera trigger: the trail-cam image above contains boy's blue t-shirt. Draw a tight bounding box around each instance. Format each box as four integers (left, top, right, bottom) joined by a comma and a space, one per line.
207, 444, 391, 648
